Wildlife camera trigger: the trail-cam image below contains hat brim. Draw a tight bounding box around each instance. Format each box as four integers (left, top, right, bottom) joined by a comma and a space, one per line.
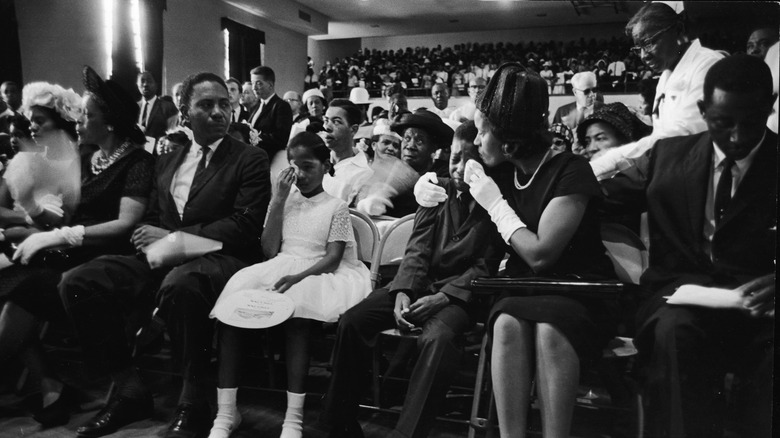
390, 116, 454, 147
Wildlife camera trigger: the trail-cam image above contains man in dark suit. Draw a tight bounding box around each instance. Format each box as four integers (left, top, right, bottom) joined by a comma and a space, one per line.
60, 72, 270, 438
137, 71, 179, 141
225, 77, 249, 124
247, 66, 293, 157
601, 55, 776, 438
318, 121, 505, 438
552, 71, 600, 131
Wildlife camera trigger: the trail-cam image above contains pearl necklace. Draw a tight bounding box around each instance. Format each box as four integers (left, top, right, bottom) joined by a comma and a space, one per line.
514, 149, 552, 190
91, 141, 132, 175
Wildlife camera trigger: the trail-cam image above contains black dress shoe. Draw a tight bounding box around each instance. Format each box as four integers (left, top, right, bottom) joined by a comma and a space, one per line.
33, 385, 77, 427
164, 402, 212, 438
76, 394, 153, 437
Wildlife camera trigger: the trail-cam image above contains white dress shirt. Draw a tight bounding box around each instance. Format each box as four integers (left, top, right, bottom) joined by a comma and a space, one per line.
702, 134, 763, 257
170, 138, 223, 218
591, 40, 724, 179
323, 151, 373, 203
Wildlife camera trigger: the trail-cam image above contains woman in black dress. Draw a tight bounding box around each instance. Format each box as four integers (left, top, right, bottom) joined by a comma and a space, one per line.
467, 62, 615, 438
0, 66, 154, 427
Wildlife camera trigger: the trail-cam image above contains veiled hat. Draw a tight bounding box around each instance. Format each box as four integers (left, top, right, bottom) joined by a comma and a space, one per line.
475, 62, 549, 142
82, 66, 146, 144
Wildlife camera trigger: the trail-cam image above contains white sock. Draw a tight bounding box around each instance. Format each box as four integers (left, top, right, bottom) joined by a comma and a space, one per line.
280, 391, 305, 438
208, 387, 241, 438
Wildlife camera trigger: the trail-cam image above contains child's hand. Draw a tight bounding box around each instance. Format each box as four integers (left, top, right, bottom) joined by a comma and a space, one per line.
275, 167, 296, 200
393, 292, 416, 331
273, 274, 302, 293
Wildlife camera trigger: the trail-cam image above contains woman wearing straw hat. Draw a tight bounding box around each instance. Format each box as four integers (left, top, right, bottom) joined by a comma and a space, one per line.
0, 66, 154, 429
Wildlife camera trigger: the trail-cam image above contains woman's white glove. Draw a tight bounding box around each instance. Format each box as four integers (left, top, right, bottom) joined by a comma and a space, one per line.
12, 225, 85, 265
413, 172, 447, 208
466, 159, 526, 243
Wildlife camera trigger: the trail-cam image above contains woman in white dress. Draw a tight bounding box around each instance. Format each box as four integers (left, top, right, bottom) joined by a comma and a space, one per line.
208, 132, 371, 438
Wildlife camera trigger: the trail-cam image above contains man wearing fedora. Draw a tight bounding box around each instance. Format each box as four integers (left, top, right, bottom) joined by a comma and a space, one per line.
380, 109, 453, 217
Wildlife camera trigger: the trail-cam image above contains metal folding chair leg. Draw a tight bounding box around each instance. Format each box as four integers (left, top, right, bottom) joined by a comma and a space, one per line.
469, 332, 496, 438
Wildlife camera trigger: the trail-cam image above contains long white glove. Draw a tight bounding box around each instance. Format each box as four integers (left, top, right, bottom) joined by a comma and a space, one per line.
12, 225, 85, 265
466, 160, 526, 243
413, 172, 447, 208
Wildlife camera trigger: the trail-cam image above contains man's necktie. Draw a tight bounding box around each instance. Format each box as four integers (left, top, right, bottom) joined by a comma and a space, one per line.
140, 101, 148, 127
714, 157, 735, 224
189, 145, 211, 198
457, 193, 471, 228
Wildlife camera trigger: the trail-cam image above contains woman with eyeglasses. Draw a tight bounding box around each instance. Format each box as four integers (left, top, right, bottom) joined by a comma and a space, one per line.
590, 2, 723, 180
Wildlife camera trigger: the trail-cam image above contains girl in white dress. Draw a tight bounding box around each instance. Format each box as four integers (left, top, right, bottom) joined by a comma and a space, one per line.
208, 132, 371, 438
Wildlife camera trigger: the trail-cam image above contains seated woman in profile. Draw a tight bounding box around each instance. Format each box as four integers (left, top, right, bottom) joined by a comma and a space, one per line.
417, 62, 617, 438
475, 63, 617, 438
0, 66, 154, 427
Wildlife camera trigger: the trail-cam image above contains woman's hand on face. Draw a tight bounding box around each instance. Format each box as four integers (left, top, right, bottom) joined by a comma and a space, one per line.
463, 159, 485, 186
469, 173, 502, 211
274, 167, 296, 200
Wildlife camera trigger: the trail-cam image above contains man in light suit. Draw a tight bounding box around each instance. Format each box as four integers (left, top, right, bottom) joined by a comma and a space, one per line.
552, 71, 600, 131
60, 72, 270, 438
601, 55, 776, 438
318, 121, 505, 438
137, 71, 178, 141
247, 65, 293, 157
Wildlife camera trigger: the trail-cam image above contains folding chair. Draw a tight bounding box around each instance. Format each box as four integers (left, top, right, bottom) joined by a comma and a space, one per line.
349, 209, 380, 268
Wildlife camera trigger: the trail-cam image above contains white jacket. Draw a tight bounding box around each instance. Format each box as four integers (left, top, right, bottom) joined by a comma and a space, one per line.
591, 39, 724, 179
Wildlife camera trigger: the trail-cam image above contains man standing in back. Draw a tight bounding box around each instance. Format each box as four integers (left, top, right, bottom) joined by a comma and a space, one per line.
137, 71, 178, 141
248, 66, 293, 158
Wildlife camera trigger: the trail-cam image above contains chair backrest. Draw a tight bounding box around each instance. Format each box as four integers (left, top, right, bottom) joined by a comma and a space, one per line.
600, 222, 648, 285
370, 213, 416, 288
349, 209, 380, 264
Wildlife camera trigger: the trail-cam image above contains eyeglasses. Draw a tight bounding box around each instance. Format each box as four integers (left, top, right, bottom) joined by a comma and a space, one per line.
573, 87, 598, 95
469, 85, 486, 90
630, 23, 676, 56
284, 98, 300, 103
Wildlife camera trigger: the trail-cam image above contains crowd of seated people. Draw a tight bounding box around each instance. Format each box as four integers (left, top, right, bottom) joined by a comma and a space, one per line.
0, 2, 776, 438
307, 27, 755, 99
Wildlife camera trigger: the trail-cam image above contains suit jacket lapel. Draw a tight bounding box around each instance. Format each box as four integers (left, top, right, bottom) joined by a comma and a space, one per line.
717, 132, 776, 230
187, 136, 231, 202
682, 132, 712, 246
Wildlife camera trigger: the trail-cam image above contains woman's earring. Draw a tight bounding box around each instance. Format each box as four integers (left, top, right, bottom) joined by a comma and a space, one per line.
502, 143, 512, 156
107, 125, 114, 132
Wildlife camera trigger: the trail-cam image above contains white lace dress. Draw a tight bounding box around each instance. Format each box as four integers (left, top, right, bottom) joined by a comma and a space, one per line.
211, 190, 371, 322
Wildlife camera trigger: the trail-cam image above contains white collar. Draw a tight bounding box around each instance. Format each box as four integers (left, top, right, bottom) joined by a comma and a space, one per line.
140, 95, 157, 106
193, 136, 224, 154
